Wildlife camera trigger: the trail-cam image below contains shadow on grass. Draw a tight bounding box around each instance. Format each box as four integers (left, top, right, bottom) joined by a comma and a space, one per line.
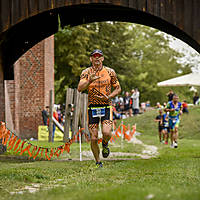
0, 154, 46, 163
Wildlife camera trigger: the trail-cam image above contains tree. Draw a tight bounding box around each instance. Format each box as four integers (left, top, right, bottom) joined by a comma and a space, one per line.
54, 22, 192, 105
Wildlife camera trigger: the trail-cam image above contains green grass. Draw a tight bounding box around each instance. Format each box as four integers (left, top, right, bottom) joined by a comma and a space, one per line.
0, 106, 200, 200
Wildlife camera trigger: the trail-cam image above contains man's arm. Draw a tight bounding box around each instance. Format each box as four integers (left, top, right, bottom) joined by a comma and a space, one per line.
77, 80, 90, 92
78, 72, 100, 92
108, 85, 121, 99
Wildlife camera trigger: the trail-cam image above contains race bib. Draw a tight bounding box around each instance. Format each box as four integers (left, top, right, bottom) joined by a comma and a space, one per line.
92, 108, 105, 118
172, 119, 177, 123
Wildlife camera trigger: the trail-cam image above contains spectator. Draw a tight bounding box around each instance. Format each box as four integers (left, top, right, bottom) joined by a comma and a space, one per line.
141, 102, 146, 113
123, 91, 131, 117
131, 88, 140, 115
146, 101, 150, 108
182, 100, 189, 114
119, 95, 124, 112
156, 102, 163, 109
166, 89, 175, 102
41, 106, 49, 125
193, 92, 199, 105
129, 96, 133, 117
57, 106, 62, 124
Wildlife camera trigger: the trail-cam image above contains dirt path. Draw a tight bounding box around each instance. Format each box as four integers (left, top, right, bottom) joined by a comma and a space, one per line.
81, 135, 158, 160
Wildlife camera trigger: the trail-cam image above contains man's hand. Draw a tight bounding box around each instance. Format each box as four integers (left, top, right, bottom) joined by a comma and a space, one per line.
95, 93, 110, 101
89, 73, 100, 83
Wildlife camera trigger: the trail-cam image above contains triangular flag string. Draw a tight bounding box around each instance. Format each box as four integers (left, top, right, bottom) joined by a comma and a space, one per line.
0, 121, 136, 160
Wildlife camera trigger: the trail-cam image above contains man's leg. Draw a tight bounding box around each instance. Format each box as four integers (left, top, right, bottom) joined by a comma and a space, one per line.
174, 127, 178, 142
158, 127, 162, 142
102, 120, 112, 158
102, 122, 112, 144
173, 127, 179, 148
89, 124, 100, 163
164, 129, 169, 144
170, 129, 174, 147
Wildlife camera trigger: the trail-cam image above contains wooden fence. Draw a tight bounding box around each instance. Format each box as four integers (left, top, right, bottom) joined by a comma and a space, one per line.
63, 88, 89, 142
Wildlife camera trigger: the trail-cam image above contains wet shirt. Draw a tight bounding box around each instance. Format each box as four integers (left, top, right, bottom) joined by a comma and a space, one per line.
165, 101, 182, 119
79, 66, 120, 106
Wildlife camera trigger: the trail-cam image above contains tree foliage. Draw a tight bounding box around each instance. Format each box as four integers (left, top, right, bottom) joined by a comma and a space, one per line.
54, 22, 192, 105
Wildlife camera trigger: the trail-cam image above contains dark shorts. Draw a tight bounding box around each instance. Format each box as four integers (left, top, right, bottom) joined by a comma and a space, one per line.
163, 127, 170, 133
124, 104, 130, 111
158, 126, 163, 132
88, 104, 113, 126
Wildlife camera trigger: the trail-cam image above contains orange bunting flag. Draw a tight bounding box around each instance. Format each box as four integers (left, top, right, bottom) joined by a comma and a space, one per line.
115, 131, 120, 138
49, 148, 54, 160
31, 146, 38, 158
98, 138, 102, 144
64, 143, 70, 153
8, 133, 15, 148
110, 137, 113, 143
60, 147, 64, 155
8, 135, 18, 151
0, 122, 6, 139
33, 147, 41, 160
54, 148, 60, 158
3, 130, 10, 146
16, 141, 26, 154
40, 148, 44, 160
20, 143, 32, 156
14, 138, 22, 152
16, 141, 26, 153
45, 149, 51, 160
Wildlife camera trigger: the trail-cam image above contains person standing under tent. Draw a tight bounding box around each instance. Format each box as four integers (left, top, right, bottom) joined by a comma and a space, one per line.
78, 49, 121, 168
164, 95, 182, 148
166, 89, 175, 102
193, 92, 199, 105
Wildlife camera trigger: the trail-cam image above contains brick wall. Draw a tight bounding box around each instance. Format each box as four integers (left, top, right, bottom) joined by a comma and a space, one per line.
6, 35, 55, 139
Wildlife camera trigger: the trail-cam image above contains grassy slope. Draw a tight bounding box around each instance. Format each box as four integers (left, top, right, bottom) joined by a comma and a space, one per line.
0, 106, 200, 200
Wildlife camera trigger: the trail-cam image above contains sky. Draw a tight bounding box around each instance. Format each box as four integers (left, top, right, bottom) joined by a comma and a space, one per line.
167, 35, 200, 73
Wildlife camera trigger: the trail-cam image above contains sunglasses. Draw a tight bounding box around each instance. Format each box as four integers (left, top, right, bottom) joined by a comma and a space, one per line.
92, 53, 103, 58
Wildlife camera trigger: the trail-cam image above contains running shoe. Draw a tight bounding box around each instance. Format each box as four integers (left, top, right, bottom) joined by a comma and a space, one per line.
165, 141, 168, 145
102, 143, 110, 158
170, 143, 174, 148
174, 141, 178, 148
96, 161, 103, 168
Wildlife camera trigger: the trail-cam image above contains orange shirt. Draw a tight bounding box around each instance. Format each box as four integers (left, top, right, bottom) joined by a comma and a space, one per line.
80, 66, 120, 105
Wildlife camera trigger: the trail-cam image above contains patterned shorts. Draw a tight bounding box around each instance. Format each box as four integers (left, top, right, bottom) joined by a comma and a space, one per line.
88, 104, 113, 129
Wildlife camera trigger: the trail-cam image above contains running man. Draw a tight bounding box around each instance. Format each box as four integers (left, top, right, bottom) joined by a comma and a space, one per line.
164, 95, 182, 148
78, 49, 121, 168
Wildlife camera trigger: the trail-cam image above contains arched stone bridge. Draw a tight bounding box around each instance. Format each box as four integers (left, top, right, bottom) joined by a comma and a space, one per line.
0, 0, 200, 79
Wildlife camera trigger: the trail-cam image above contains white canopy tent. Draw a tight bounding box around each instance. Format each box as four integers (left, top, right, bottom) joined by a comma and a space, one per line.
157, 73, 200, 87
